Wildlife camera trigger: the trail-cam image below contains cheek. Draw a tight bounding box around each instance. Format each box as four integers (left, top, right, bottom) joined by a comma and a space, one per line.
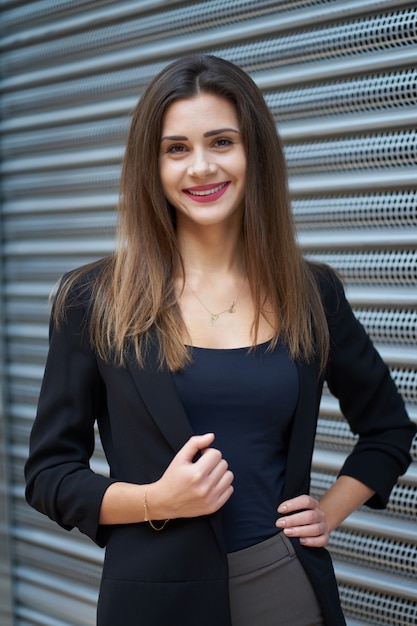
159, 163, 173, 198
236, 163, 247, 190
159, 161, 182, 192
229, 150, 247, 182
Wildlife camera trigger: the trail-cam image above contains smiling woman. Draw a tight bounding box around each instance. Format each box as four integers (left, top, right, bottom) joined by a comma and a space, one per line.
159, 93, 246, 232
24, 55, 415, 626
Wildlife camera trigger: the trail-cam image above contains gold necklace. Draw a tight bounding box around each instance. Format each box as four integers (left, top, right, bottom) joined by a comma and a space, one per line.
188, 281, 245, 326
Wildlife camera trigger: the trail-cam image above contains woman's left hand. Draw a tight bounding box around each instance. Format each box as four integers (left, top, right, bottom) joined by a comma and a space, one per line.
275, 494, 330, 547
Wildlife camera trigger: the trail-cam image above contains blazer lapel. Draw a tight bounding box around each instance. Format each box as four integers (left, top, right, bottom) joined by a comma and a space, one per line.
126, 339, 226, 552
126, 340, 194, 454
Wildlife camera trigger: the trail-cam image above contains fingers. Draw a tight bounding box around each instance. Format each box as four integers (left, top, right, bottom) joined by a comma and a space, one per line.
190, 440, 234, 513
176, 433, 215, 463
276, 495, 322, 529
158, 434, 234, 518
277, 494, 317, 514
183, 434, 233, 489
277, 507, 322, 528
276, 495, 330, 547
191, 452, 234, 506
277, 517, 328, 542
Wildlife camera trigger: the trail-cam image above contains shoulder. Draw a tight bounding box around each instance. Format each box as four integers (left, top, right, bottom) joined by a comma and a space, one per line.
51, 257, 114, 337
306, 261, 346, 318
56, 256, 113, 308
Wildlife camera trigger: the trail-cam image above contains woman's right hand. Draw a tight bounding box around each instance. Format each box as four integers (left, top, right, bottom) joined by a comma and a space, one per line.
150, 433, 234, 520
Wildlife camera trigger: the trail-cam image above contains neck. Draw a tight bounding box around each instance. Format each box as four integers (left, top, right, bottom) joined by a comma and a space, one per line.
176, 223, 244, 278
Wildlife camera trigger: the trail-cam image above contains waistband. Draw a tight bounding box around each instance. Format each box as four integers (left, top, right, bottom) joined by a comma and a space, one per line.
227, 532, 295, 578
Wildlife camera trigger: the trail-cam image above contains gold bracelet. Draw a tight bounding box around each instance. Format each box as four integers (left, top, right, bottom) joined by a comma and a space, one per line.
143, 486, 169, 531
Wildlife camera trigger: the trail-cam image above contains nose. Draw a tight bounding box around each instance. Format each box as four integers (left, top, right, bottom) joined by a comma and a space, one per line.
187, 151, 217, 177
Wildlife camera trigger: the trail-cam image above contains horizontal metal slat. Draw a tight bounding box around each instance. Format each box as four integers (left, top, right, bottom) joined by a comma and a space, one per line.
286, 133, 417, 174
1, 147, 124, 174
7, 404, 36, 422
3, 239, 114, 256
307, 250, 417, 286
4, 258, 101, 283
3, 216, 116, 241
290, 167, 417, 194
2, 195, 118, 215
15, 567, 96, 626
339, 585, 417, 626
4, 282, 57, 298
1, 166, 121, 198
298, 227, 417, 249
373, 344, 417, 368
0, 97, 135, 133
280, 106, 417, 140
292, 192, 417, 231
0, 62, 160, 120
7, 363, 46, 382
265, 69, 417, 122
13, 527, 103, 565
346, 285, 417, 307
330, 520, 417, 580
340, 509, 417, 545
2, 120, 128, 159
16, 605, 73, 626
6, 324, 48, 340
254, 46, 417, 89
334, 560, 417, 602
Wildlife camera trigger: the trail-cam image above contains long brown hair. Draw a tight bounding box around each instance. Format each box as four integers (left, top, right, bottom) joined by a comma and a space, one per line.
55, 55, 329, 371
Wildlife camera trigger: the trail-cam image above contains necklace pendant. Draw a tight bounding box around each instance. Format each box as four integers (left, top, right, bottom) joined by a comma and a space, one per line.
210, 313, 219, 326
228, 301, 236, 313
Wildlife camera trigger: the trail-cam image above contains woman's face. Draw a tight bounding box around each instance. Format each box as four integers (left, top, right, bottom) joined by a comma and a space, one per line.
159, 93, 247, 231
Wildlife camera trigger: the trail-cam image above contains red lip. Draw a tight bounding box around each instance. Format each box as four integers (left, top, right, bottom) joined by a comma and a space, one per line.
183, 181, 230, 203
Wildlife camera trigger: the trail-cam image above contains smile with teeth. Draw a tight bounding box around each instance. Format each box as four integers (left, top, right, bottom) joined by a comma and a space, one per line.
186, 182, 228, 196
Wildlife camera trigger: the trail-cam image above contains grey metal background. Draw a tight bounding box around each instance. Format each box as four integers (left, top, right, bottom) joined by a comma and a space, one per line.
1, 1, 416, 624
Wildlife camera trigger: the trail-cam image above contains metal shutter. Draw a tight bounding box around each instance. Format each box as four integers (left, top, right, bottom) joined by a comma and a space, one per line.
1, 1, 416, 624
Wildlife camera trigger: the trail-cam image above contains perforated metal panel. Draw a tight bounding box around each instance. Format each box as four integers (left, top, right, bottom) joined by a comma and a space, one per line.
1, 1, 416, 625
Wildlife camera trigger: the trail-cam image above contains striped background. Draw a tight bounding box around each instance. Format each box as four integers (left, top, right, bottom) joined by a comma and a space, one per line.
1, 1, 416, 624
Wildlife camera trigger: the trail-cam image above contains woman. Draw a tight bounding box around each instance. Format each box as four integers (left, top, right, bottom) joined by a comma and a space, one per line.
25, 55, 415, 626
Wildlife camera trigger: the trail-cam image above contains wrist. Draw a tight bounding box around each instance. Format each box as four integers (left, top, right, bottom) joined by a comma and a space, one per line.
143, 483, 169, 531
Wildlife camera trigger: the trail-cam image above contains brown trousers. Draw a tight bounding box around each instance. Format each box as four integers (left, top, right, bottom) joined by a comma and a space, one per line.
228, 532, 325, 626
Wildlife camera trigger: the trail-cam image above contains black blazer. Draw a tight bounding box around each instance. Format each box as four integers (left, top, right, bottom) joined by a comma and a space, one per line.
25, 263, 415, 626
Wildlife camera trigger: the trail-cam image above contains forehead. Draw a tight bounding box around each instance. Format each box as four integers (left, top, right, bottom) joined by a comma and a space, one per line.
161, 93, 239, 132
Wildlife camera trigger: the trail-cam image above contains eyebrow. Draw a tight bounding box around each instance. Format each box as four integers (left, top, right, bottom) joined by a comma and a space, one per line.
160, 128, 240, 142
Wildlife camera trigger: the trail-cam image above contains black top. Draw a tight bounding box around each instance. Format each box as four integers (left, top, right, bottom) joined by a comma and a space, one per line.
173, 340, 299, 552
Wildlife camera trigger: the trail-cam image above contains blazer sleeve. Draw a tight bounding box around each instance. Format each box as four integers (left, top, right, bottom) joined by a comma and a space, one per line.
320, 268, 416, 509
25, 275, 117, 547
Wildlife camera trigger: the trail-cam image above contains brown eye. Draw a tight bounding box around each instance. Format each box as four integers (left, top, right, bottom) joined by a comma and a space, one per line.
167, 144, 187, 154
214, 138, 233, 148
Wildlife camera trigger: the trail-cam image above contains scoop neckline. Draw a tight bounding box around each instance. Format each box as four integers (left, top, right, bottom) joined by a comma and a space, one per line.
186, 338, 273, 351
